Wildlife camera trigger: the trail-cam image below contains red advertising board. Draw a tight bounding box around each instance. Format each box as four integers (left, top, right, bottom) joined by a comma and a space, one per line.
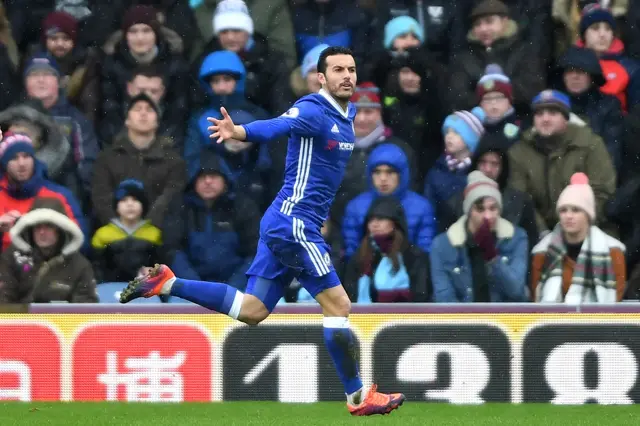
72, 323, 213, 402
0, 323, 61, 401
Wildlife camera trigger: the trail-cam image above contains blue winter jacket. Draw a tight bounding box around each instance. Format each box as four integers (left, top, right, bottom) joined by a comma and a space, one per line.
430, 216, 529, 303
342, 143, 436, 258
424, 154, 470, 209
183, 51, 271, 179
163, 151, 260, 291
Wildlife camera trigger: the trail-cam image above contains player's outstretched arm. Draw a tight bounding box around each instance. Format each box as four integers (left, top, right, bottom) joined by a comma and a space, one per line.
207, 107, 247, 144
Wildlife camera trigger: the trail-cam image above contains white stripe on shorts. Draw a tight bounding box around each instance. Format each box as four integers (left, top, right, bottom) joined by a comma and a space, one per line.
292, 217, 329, 276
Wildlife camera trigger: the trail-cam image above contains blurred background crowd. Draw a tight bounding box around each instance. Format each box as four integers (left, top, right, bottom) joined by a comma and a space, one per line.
0, 0, 638, 305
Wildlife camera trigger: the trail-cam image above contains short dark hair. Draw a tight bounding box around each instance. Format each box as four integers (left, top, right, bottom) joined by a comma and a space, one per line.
317, 46, 354, 75
129, 64, 164, 82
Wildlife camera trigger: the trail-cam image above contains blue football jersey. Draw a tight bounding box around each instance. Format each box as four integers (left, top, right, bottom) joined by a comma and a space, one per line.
243, 89, 356, 229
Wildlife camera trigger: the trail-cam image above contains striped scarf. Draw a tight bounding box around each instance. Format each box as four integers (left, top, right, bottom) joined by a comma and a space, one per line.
536, 224, 618, 303
445, 154, 472, 172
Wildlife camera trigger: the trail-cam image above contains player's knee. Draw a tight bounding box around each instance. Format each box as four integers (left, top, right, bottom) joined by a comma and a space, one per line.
238, 296, 270, 326
242, 310, 269, 326
331, 294, 352, 317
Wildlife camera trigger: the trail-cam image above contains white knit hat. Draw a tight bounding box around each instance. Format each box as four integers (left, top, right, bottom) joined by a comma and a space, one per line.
463, 171, 503, 214
556, 172, 596, 221
213, 0, 254, 35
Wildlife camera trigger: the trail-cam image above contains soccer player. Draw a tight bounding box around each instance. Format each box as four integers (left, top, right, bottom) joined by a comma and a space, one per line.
119, 46, 405, 415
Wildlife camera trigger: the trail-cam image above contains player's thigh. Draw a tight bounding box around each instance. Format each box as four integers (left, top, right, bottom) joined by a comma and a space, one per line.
299, 271, 351, 317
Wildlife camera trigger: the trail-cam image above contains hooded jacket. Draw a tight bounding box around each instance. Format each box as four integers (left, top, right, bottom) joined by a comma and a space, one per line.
508, 123, 616, 232
442, 135, 539, 249
193, 0, 296, 68
47, 94, 98, 198
576, 36, 640, 111
192, 32, 293, 115
91, 132, 186, 227
342, 143, 436, 258
162, 150, 260, 289
0, 159, 86, 251
0, 101, 76, 193
0, 197, 97, 303
185, 51, 273, 208
557, 46, 625, 170
343, 195, 432, 303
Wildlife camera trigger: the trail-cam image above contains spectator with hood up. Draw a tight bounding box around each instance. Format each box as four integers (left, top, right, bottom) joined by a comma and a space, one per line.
556, 45, 625, 170
192, 0, 293, 115
0, 196, 97, 303
290, 43, 328, 98
577, 4, 640, 111
162, 150, 260, 291
343, 142, 436, 259
343, 196, 432, 304
333, 82, 417, 225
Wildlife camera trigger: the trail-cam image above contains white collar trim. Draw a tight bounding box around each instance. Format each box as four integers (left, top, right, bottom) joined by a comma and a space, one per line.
319, 88, 349, 118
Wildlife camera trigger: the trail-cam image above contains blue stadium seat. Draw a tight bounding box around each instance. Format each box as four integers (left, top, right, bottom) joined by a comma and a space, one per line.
96, 282, 164, 304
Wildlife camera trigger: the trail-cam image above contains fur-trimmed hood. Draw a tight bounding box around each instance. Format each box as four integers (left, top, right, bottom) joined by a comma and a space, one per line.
467, 18, 519, 43
0, 102, 72, 179
446, 215, 515, 247
102, 26, 184, 56
9, 198, 84, 257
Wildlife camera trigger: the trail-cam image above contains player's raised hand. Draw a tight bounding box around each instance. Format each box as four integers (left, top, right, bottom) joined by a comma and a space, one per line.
207, 107, 235, 144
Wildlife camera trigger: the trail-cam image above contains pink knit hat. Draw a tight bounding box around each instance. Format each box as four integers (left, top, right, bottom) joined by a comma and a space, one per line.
556, 173, 595, 221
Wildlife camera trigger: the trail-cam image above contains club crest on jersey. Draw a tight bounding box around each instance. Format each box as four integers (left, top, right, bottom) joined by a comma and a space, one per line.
326, 139, 354, 151
281, 107, 299, 118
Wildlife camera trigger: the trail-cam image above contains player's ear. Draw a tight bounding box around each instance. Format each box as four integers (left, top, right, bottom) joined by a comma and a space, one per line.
317, 72, 326, 86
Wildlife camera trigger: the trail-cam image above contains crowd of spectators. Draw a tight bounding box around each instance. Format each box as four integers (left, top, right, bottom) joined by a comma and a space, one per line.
0, 0, 639, 305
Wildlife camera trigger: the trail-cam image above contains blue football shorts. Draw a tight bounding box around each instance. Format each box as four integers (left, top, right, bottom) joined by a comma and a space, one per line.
245, 210, 341, 311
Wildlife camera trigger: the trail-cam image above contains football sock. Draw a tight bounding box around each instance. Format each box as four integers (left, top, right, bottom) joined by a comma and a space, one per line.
323, 317, 363, 398
170, 278, 244, 319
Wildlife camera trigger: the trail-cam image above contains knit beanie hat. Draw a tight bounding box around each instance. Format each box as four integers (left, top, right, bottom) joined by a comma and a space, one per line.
470, 0, 510, 21
463, 170, 503, 215
126, 92, 161, 117
350, 82, 382, 109
114, 179, 149, 217
556, 172, 596, 222
476, 64, 513, 102
23, 52, 61, 80
213, 0, 254, 35
442, 107, 486, 153
580, 4, 616, 39
0, 132, 36, 170
122, 5, 161, 36
301, 43, 329, 78
531, 89, 572, 119
384, 16, 425, 49
42, 11, 78, 45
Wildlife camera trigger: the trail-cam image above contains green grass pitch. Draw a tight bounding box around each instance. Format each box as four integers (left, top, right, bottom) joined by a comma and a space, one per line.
2, 403, 640, 426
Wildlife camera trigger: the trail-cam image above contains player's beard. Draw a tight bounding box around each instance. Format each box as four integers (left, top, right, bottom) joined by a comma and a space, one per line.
329, 82, 354, 101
